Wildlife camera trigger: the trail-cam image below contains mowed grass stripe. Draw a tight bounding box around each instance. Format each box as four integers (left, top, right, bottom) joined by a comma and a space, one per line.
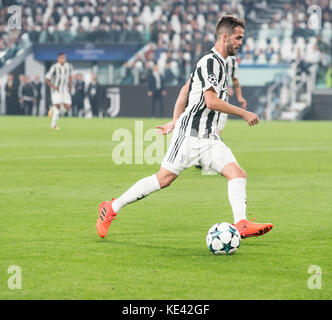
0, 117, 331, 299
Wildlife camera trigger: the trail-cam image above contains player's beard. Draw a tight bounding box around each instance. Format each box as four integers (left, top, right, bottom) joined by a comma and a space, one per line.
226, 39, 237, 56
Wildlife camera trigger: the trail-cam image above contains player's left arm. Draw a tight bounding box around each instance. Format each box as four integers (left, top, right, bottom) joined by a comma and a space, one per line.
204, 88, 258, 126
68, 76, 72, 93
68, 64, 73, 93
156, 78, 190, 135
232, 77, 246, 109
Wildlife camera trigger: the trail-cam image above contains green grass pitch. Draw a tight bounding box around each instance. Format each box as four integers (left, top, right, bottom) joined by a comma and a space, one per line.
0, 116, 331, 300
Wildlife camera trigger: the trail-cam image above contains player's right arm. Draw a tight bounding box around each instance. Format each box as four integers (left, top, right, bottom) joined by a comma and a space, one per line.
204, 88, 258, 126
232, 77, 247, 109
45, 64, 58, 91
156, 78, 191, 135
45, 78, 58, 91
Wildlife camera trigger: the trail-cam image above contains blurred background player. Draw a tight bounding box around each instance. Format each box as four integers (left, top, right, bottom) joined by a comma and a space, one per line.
45, 53, 73, 130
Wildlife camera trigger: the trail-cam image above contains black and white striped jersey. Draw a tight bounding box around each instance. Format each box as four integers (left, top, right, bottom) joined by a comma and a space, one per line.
173, 47, 229, 139
226, 56, 239, 81
45, 62, 73, 93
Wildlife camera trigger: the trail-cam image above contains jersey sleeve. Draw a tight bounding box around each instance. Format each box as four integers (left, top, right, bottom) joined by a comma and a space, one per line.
196, 57, 221, 93
45, 64, 55, 81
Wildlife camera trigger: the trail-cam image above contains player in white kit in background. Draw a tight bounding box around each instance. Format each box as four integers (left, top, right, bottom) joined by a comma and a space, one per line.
45, 53, 73, 130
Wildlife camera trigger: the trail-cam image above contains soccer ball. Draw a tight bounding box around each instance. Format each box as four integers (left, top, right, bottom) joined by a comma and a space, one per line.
206, 222, 241, 255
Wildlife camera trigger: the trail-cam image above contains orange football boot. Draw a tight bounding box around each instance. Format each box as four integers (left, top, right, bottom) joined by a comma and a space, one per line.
96, 199, 117, 238
233, 218, 273, 238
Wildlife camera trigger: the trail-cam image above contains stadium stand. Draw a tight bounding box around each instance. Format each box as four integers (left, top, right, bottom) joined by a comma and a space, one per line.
1, 0, 331, 80
0, 0, 331, 118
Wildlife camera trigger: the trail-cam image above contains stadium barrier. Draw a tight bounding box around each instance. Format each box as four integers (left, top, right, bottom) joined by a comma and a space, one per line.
96, 85, 264, 118
5, 85, 264, 117
304, 90, 332, 120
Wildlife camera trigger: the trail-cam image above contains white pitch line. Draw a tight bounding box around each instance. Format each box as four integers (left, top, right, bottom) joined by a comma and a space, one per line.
0, 143, 330, 151
237, 146, 332, 152
0, 142, 118, 148
0, 146, 331, 161
0, 154, 114, 161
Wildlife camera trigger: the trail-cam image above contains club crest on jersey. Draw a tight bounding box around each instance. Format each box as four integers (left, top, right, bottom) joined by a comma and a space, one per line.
207, 74, 218, 87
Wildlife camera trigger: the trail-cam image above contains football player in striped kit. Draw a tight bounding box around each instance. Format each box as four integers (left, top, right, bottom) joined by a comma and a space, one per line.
45, 53, 73, 130
195, 53, 246, 172
96, 16, 273, 239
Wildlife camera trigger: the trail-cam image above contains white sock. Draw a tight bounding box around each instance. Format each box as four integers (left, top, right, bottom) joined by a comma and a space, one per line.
228, 178, 247, 224
112, 174, 161, 213
51, 107, 60, 127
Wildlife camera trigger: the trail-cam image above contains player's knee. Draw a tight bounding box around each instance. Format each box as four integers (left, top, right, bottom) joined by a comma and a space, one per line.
230, 167, 246, 180
160, 175, 176, 188
156, 172, 177, 188
221, 163, 247, 180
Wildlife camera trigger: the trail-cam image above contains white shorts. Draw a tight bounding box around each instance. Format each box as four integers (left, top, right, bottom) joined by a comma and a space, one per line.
161, 135, 238, 176
51, 90, 72, 106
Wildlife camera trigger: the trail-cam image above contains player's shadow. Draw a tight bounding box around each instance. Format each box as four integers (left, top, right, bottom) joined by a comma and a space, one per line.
96, 238, 211, 257
94, 238, 253, 258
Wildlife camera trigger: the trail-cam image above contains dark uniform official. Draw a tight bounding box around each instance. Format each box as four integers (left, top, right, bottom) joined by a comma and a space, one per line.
5, 74, 19, 115
33, 75, 42, 116
147, 64, 166, 117
88, 74, 99, 117
73, 74, 85, 116
19, 76, 36, 115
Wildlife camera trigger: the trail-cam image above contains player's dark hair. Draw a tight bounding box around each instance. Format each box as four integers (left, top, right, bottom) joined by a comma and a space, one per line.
58, 52, 65, 57
216, 15, 245, 38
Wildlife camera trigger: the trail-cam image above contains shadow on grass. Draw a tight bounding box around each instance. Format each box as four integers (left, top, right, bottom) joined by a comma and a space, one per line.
92, 238, 252, 259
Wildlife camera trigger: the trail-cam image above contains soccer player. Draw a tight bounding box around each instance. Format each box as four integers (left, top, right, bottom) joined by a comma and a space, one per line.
96, 16, 273, 239
196, 54, 246, 171
45, 53, 73, 130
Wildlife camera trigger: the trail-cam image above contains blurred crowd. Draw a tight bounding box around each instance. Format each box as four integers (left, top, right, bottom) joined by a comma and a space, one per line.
0, 0, 331, 86
4, 73, 42, 115
4, 71, 100, 116
117, 0, 332, 86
